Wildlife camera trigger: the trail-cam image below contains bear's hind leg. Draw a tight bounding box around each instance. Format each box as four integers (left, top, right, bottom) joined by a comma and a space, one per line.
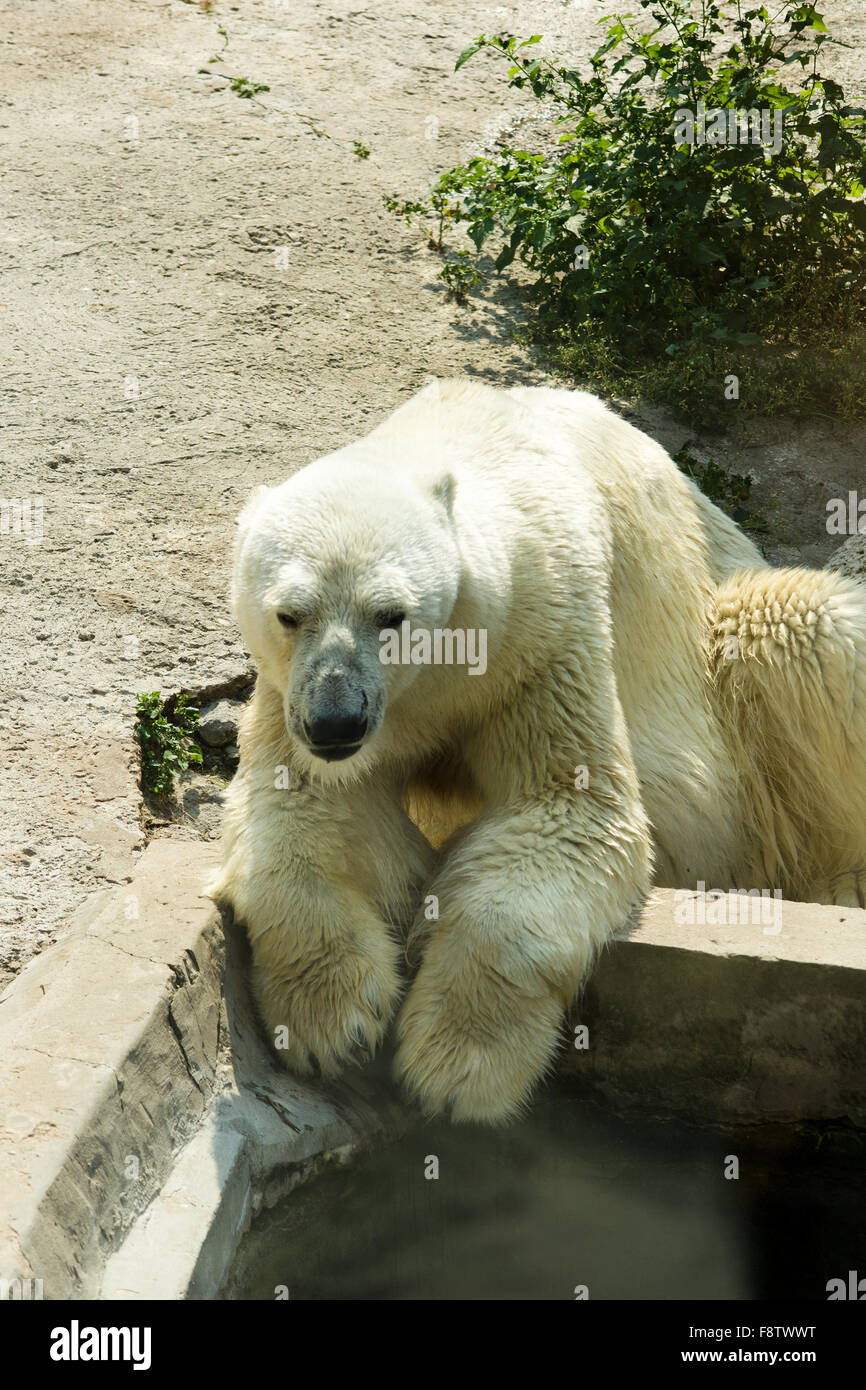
711, 566, 866, 903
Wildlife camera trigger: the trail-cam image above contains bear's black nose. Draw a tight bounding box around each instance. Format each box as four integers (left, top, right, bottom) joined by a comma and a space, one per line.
304, 710, 368, 750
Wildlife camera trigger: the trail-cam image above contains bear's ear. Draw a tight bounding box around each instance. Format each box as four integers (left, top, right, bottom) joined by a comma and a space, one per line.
430, 472, 456, 519
236, 484, 272, 549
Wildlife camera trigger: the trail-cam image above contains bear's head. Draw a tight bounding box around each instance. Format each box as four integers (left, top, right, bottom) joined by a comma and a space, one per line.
232, 443, 460, 777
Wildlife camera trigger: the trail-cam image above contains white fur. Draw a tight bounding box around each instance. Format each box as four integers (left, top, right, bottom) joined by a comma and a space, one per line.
214, 378, 866, 1122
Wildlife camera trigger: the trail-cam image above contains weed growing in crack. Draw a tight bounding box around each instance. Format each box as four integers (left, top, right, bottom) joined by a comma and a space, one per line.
136, 692, 202, 799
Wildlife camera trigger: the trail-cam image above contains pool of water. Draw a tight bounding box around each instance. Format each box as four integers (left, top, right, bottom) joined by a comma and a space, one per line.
222, 1090, 864, 1300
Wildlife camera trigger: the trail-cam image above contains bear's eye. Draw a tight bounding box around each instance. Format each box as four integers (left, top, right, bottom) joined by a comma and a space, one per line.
277, 612, 299, 630
376, 609, 406, 630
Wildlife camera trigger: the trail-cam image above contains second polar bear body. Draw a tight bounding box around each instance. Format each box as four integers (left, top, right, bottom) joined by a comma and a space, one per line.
217, 377, 866, 1121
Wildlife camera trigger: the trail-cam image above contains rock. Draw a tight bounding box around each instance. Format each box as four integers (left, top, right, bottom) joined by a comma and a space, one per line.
180, 779, 225, 836
197, 700, 241, 747
827, 532, 866, 581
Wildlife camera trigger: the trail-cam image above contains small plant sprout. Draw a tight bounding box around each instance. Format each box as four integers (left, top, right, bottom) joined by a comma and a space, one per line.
439, 251, 482, 303
229, 76, 270, 100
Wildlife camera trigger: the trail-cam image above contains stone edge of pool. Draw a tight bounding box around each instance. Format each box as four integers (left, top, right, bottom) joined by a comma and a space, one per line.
568, 888, 866, 1134
0, 840, 863, 1299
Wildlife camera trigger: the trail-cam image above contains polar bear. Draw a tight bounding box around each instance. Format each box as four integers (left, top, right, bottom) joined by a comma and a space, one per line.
214, 378, 866, 1122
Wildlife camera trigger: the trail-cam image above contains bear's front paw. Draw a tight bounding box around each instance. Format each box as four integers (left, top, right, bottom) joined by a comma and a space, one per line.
254, 932, 401, 1079
394, 964, 563, 1124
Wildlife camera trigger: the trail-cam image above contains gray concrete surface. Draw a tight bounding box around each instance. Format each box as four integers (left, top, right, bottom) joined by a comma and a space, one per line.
0, 838, 407, 1299
568, 891, 866, 1135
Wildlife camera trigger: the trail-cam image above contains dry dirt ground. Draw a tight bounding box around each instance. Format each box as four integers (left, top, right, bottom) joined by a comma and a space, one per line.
1, 0, 864, 987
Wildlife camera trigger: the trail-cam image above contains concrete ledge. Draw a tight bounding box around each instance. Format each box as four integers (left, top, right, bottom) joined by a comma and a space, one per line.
567, 890, 866, 1134
2, 852, 864, 1300
99, 900, 408, 1301
0, 840, 407, 1299
0, 841, 223, 1296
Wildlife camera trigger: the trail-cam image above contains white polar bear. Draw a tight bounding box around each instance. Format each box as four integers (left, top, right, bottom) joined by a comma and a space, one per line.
214, 378, 866, 1122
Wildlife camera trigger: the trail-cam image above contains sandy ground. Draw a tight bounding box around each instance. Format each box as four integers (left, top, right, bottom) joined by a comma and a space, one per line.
1, 0, 864, 987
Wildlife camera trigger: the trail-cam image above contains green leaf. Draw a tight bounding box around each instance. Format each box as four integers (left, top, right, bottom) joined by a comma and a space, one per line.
469, 217, 494, 249
455, 39, 485, 71
692, 241, 725, 264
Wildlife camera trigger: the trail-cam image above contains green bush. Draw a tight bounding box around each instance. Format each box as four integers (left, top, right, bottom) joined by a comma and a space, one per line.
390, 1, 866, 422
135, 692, 202, 800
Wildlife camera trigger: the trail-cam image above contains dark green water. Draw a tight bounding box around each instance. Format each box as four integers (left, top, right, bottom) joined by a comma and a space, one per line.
223, 1091, 864, 1301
